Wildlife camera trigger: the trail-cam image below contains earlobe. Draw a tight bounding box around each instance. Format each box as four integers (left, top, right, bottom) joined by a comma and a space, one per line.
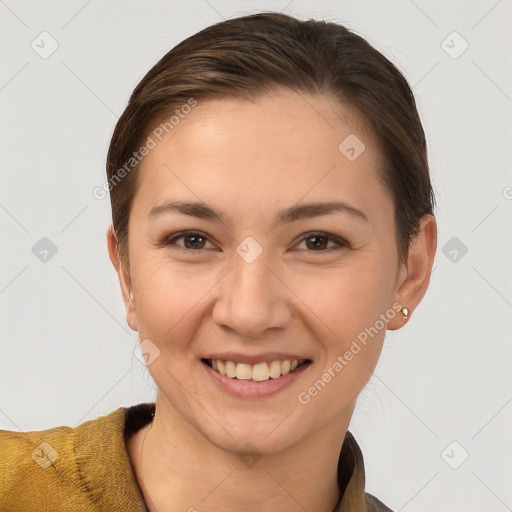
388, 214, 437, 331
125, 289, 138, 332
106, 225, 139, 332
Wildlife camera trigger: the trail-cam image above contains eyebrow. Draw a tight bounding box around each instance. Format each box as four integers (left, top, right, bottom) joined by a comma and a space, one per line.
148, 200, 368, 226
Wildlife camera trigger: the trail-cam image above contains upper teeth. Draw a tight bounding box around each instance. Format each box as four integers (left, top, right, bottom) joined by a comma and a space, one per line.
210, 359, 305, 381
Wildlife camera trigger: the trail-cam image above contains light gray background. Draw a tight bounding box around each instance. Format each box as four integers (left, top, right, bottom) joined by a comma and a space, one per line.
1, 1, 511, 511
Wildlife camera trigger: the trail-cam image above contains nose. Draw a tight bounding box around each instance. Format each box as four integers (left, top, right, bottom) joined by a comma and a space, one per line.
212, 249, 292, 339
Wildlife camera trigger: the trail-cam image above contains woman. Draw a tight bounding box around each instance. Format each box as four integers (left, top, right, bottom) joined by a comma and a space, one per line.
1, 11, 436, 512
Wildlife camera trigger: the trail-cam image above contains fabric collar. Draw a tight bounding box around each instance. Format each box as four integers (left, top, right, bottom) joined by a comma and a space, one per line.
74, 402, 371, 512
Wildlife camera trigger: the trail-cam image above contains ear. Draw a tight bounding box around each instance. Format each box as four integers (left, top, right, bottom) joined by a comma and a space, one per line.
106, 225, 138, 332
388, 214, 437, 330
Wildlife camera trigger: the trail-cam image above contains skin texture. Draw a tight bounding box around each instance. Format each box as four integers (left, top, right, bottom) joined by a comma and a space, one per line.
108, 89, 437, 511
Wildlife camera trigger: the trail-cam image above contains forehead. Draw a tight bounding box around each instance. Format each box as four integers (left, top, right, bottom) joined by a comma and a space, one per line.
153, 90, 376, 156
133, 90, 391, 220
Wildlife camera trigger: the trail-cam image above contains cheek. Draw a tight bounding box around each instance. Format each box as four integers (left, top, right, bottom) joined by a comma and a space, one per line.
302, 257, 393, 335
303, 257, 394, 387
131, 256, 214, 347
297, 265, 391, 412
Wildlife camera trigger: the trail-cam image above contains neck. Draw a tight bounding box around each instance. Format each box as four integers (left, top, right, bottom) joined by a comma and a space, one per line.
127, 396, 354, 512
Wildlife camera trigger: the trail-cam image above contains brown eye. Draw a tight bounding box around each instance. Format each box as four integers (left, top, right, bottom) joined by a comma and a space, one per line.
297, 232, 348, 252
305, 234, 329, 250
160, 231, 215, 251
182, 234, 207, 249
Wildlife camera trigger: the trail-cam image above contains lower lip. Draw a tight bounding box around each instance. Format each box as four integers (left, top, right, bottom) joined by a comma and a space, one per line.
202, 360, 312, 399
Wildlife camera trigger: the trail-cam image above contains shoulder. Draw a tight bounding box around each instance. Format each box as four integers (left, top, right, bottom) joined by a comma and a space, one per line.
339, 431, 394, 512
0, 407, 127, 511
365, 491, 395, 512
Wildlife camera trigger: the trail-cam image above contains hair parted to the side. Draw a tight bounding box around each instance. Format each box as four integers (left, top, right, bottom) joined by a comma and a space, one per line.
106, 11, 435, 266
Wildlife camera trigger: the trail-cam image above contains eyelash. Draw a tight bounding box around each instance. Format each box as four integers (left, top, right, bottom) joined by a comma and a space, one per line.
158, 230, 349, 253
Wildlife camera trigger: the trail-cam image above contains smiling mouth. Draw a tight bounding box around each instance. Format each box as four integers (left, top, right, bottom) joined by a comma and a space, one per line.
202, 358, 311, 381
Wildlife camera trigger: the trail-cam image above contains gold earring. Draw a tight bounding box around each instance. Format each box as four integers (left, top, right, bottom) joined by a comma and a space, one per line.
401, 307, 409, 322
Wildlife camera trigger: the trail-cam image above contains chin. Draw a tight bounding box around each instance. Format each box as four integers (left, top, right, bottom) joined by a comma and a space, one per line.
194, 408, 310, 456
209, 426, 301, 457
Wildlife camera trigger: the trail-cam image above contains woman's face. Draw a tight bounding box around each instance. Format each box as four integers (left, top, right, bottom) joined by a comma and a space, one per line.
121, 90, 407, 453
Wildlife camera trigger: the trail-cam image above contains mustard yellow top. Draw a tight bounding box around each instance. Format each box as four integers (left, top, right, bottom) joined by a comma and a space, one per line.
0, 403, 393, 511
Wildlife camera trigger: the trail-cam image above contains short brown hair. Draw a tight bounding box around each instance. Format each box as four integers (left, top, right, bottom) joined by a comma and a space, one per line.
106, 11, 435, 264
